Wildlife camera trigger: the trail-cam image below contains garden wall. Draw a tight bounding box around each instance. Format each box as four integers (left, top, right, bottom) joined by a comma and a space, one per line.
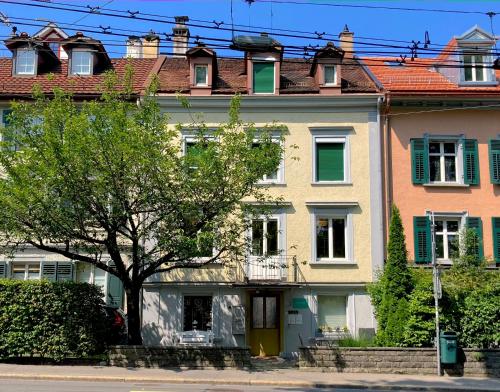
299, 347, 500, 377
109, 346, 251, 369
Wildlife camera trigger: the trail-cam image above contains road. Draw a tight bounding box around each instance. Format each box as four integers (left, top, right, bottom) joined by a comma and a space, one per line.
0, 379, 419, 392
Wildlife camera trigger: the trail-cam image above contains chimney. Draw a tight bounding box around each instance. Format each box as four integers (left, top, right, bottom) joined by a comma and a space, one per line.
172, 16, 190, 58
126, 35, 143, 58
339, 25, 354, 59
142, 31, 160, 58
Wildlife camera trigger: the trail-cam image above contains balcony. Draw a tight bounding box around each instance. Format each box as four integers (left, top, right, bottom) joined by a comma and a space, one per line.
234, 255, 305, 285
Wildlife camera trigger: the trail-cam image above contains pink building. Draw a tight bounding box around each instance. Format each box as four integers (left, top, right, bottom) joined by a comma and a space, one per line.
365, 26, 500, 265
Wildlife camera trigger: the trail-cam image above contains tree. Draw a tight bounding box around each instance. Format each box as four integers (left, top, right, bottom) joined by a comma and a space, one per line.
0, 69, 284, 345
369, 205, 414, 346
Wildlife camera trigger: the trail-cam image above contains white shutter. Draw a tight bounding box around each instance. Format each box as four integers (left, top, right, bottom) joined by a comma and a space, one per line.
56, 262, 73, 282
41, 262, 57, 282
0, 261, 6, 278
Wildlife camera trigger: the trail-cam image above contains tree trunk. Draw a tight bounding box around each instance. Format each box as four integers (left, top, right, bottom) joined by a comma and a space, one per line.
125, 286, 143, 345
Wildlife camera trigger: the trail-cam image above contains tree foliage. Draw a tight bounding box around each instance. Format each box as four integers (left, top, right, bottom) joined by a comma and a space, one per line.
0, 68, 284, 344
0, 280, 107, 361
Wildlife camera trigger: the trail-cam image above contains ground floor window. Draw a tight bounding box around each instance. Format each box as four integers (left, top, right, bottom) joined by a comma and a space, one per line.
317, 295, 347, 332
183, 295, 213, 331
435, 219, 460, 260
12, 262, 40, 280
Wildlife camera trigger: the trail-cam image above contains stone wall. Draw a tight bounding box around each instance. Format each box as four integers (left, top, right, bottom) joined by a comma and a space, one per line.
299, 347, 500, 377
109, 346, 251, 369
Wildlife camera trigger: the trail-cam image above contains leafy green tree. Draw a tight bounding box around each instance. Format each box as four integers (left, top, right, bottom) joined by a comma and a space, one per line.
0, 70, 284, 345
369, 205, 414, 346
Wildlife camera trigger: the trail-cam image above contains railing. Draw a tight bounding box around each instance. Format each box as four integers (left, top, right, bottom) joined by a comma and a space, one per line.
234, 255, 306, 284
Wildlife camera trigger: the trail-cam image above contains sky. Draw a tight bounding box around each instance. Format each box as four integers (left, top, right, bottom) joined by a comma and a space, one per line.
0, 1, 499, 59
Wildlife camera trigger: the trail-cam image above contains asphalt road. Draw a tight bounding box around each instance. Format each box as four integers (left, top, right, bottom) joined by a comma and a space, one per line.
0, 379, 418, 392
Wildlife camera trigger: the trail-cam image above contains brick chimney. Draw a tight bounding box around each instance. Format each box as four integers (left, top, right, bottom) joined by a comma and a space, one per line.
339, 25, 354, 59
143, 32, 160, 58
172, 16, 190, 58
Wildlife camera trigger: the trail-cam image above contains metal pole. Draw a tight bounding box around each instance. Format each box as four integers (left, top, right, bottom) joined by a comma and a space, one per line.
430, 213, 442, 376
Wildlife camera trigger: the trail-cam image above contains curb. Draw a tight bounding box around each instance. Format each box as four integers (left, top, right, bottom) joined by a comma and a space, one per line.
0, 373, 498, 391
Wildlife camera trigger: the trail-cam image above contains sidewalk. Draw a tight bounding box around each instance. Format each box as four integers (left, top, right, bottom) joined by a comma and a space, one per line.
0, 364, 500, 391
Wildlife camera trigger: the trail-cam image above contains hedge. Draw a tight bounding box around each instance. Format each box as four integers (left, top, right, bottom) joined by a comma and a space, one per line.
0, 279, 107, 361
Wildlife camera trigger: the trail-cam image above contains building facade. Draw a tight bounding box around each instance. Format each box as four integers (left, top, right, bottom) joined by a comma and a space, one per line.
365, 26, 500, 265
140, 25, 384, 357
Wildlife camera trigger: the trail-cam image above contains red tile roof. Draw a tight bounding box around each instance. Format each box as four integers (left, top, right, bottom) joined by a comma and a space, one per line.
0, 58, 160, 98
156, 57, 378, 94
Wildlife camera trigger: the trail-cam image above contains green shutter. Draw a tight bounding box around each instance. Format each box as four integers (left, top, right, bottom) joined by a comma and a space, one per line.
414, 216, 431, 263
0, 261, 6, 278
463, 139, 479, 185
411, 138, 429, 184
466, 217, 484, 259
253, 62, 274, 94
489, 139, 500, 184
41, 262, 57, 282
106, 263, 123, 308
493, 218, 500, 264
316, 143, 344, 181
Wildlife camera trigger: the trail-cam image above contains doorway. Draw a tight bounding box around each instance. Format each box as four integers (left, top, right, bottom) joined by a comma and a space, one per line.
249, 292, 281, 356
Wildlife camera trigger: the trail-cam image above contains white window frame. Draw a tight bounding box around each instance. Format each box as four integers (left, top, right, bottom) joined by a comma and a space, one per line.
428, 140, 461, 184
323, 65, 337, 86
15, 48, 36, 75
311, 129, 351, 185
311, 208, 354, 264
252, 57, 276, 95
254, 136, 285, 185
70, 50, 93, 75
194, 64, 209, 86
11, 262, 41, 280
461, 53, 488, 82
248, 213, 285, 257
427, 211, 467, 264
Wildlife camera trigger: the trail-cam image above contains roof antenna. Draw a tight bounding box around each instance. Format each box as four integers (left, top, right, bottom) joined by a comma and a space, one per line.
245, 0, 255, 29
424, 31, 431, 49
0, 11, 10, 26
230, 0, 235, 39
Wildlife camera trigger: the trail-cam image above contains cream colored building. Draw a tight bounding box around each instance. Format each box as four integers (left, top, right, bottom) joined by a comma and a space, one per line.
141, 29, 384, 357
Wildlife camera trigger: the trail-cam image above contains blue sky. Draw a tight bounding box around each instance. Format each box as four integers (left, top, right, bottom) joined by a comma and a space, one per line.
0, 1, 499, 58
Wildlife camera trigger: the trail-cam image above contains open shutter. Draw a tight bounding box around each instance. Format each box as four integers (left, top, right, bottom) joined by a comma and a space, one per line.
106, 263, 123, 308
411, 138, 429, 184
414, 216, 431, 263
0, 261, 6, 278
56, 262, 74, 282
489, 139, 500, 184
493, 218, 500, 264
463, 139, 479, 185
466, 217, 484, 259
41, 262, 57, 281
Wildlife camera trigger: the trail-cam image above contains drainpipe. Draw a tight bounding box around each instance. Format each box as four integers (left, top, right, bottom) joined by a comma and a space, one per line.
383, 94, 393, 252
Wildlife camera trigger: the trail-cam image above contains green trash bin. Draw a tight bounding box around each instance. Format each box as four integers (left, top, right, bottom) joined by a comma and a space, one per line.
440, 331, 458, 364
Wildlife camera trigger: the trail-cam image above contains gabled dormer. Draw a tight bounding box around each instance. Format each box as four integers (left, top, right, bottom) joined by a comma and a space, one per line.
310, 42, 345, 95
61, 32, 111, 76
231, 34, 283, 95
5, 32, 59, 76
436, 26, 498, 86
34, 22, 69, 59
186, 43, 216, 96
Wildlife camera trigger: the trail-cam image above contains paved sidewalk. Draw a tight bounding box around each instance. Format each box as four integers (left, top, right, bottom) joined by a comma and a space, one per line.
0, 363, 499, 391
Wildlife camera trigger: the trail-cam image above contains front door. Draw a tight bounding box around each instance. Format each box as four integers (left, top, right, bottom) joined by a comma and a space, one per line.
249, 292, 280, 356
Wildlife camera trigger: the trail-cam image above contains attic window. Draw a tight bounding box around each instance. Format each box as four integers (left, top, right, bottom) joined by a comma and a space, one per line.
253, 62, 275, 94
194, 64, 208, 86
15, 48, 36, 75
463, 54, 486, 82
324, 65, 337, 85
71, 51, 92, 75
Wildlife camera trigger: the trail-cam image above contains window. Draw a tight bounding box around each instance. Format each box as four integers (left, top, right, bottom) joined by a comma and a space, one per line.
184, 138, 209, 171
48, 42, 60, 57
324, 65, 337, 85
434, 219, 460, 260
194, 65, 208, 86
315, 216, 346, 260
318, 295, 347, 331
252, 294, 278, 329
253, 62, 274, 94
15, 49, 36, 75
71, 51, 92, 75
252, 141, 283, 183
463, 54, 486, 82
193, 227, 214, 259
250, 218, 279, 256
313, 136, 347, 182
12, 263, 40, 280
429, 141, 457, 183
183, 295, 212, 331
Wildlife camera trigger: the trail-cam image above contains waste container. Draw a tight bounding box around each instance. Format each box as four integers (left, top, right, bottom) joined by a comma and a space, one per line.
440, 331, 458, 364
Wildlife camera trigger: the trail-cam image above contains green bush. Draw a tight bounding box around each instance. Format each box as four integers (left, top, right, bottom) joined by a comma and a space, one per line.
0, 279, 107, 361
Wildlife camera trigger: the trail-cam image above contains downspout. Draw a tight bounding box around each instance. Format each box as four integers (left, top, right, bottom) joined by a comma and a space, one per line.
384, 94, 393, 250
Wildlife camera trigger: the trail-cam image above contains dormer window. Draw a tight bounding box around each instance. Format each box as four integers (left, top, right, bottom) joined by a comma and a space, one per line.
324, 65, 337, 85
463, 54, 486, 82
15, 49, 36, 75
71, 50, 92, 75
194, 64, 208, 86
253, 61, 275, 94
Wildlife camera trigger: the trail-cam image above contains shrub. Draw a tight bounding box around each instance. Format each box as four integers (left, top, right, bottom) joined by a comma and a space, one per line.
0, 279, 107, 361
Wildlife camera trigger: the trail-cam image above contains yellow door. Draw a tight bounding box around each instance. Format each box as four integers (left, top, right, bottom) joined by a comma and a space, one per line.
249, 293, 280, 356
